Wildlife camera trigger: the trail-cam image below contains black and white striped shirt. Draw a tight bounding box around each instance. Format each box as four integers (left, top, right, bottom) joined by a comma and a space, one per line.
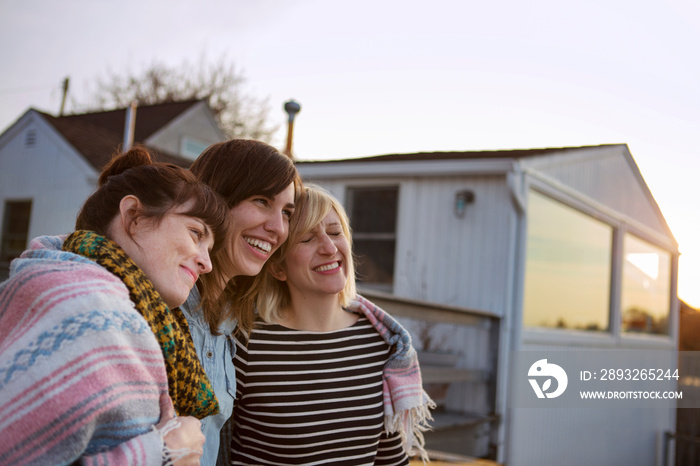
230, 316, 410, 465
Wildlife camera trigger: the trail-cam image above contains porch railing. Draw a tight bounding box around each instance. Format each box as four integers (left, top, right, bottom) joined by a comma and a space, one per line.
359, 288, 501, 460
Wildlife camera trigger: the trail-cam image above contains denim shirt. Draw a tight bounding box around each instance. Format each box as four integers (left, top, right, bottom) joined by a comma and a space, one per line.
179, 287, 236, 466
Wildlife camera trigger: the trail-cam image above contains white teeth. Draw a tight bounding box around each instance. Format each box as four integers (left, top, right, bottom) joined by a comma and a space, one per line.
314, 262, 340, 272
245, 237, 272, 253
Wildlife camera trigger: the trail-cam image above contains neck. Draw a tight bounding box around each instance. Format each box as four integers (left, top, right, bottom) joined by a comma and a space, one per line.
277, 291, 357, 332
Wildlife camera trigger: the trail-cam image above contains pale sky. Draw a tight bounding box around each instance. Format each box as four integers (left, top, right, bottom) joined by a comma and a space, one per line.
1, 0, 699, 307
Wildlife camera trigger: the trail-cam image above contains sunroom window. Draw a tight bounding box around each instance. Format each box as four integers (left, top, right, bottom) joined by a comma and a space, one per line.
621, 234, 671, 335
523, 190, 613, 331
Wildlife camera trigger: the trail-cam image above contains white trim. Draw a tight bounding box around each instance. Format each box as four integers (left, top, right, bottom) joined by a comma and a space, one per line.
521, 327, 618, 348
521, 327, 675, 350
297, 158, 514, 179
497, 195, 524, 464
0, 109, 34, 152
507, 161, 526, 213
609, 226, 625, 343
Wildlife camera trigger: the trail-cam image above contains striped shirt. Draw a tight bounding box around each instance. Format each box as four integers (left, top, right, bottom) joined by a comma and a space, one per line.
231, 316, 410, 465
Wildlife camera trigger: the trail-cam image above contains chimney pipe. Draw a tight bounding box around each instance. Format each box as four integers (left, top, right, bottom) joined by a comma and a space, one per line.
283, 99, 301, 159
123, 101, 137, 150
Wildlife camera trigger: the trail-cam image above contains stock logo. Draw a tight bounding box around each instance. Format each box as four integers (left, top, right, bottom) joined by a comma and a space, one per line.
528, 359, 568, 399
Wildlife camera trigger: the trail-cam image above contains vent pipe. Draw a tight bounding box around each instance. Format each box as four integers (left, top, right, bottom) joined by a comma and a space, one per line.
123, 101, 138, 150
59, 77, 70, 116
283, 99, 301, 159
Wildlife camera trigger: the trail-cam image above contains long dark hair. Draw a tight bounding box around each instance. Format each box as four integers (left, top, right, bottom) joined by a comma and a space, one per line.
190, 139, 301, 334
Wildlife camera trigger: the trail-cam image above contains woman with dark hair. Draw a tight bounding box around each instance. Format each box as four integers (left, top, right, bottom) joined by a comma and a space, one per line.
0, 145, 230, 465
179, 139, 301, 465
229, 185, 434, 465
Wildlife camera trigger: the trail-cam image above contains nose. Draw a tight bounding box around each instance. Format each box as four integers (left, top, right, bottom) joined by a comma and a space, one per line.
196, 246, 213, 275
318, 233, 338, 255
263, 210, 286, 236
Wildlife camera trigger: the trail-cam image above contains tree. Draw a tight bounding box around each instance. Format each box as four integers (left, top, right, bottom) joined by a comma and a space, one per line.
77, 54, 277, 142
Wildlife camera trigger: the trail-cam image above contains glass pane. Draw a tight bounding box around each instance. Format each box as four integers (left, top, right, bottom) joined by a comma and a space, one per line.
348, 187, 398, 233
523, 191, 613, 331
354, 239, 395, 285
181, 137, 208, 158
621, 234, 671, 335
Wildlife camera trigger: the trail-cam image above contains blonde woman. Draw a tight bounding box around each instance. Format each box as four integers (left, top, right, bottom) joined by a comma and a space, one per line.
230, 185, 433, 465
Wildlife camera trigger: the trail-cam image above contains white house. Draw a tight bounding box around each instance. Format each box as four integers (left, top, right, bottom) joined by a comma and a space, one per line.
296, 144, 680, 465
0, 100, 225, 276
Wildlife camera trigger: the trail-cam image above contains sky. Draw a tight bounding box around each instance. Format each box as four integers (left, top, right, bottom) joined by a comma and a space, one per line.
1, 0, 699, 308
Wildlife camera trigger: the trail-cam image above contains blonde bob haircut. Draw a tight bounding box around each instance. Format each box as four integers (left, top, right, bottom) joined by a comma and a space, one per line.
256, 184, 356, 324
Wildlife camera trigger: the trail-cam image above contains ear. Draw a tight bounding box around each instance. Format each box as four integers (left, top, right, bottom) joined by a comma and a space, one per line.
118, 195, 142, 236
268, 262, 288, 282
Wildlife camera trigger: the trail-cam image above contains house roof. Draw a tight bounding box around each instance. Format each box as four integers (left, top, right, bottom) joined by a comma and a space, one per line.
296, 142, 677, 247
296, 144, 624, 165
39, 100, 201, 170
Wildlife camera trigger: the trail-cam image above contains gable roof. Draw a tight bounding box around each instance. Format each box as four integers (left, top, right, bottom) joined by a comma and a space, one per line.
296, 144, 622, 165
40, 100, 202, 170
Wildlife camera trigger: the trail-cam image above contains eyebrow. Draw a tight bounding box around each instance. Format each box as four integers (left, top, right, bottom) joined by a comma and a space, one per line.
202, 223, 212, 238
190, 217, 211, 237
199, 222, 215, 251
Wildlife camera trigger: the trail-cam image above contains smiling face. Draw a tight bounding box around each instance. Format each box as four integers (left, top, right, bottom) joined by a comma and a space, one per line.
124, 201, 216, 309
226, 182, 296, 277
279, 208, 351, 298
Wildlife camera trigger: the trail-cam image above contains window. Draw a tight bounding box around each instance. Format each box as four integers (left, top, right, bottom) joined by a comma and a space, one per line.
347, 186, 398, 291
180, 137, 209, 159
523, 190, 613, 331
621, 234, 671, 335
1, 200, 32, 263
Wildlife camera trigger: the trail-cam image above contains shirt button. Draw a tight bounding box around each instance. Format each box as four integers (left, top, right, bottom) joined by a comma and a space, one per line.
206, 351, 214, 359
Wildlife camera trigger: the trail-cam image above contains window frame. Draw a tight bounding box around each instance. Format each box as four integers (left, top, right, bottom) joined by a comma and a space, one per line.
346, 184, 400, 292
520, 179, 677, 348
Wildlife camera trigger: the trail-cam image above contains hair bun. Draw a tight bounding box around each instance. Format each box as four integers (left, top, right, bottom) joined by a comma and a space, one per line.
98, 145, 154, 186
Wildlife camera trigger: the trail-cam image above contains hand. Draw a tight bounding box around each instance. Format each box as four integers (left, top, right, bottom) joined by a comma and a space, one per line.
156, 393, 205, 466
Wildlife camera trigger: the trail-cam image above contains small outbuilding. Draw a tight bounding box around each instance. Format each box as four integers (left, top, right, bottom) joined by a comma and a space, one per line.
296, 144, 680, 465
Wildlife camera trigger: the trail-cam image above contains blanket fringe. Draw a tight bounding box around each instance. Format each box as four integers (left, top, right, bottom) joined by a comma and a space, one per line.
386, 393, 437, 464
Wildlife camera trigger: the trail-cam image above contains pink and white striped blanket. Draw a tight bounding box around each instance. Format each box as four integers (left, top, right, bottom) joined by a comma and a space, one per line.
348, 294, 435, 462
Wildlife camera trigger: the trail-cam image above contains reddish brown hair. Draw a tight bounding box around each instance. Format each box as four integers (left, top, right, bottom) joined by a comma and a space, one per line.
76, 145, 230, 253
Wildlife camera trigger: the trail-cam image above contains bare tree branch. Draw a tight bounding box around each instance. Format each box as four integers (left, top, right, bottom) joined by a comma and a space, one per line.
77, 54, 277, 142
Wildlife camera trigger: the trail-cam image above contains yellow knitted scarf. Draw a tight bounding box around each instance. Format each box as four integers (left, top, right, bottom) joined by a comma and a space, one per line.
63, 230, 219, 419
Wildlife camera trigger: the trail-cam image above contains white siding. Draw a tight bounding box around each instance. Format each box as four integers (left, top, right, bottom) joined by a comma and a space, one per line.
0, 113, 96, 243
300, 173, 516, 317
394, 175, 514, 316
508, 407, 673, 466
